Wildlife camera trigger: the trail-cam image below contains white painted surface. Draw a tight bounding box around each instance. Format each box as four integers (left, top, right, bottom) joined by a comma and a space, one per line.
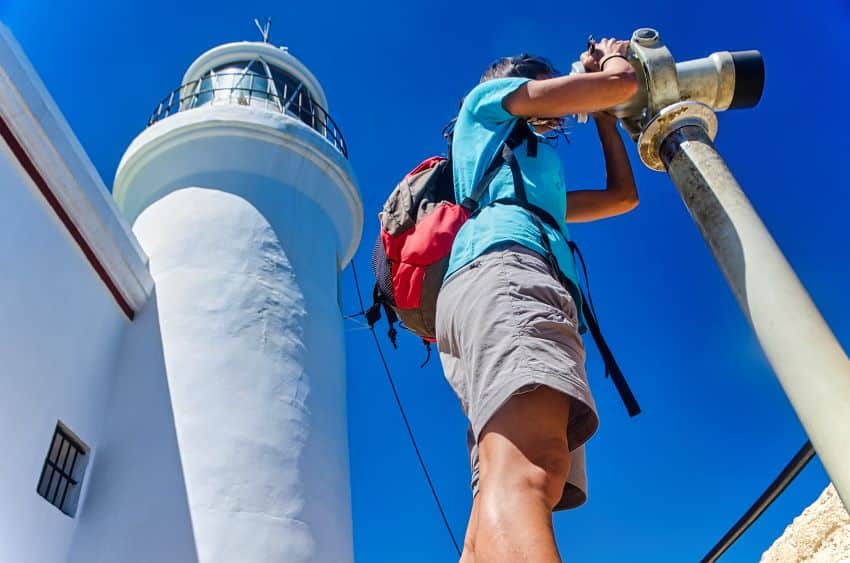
0, 108, 123, 563
0, 25, 362, 560
0, 23, 153, 312
0, 23, 158, 562
114, 103, 362, 267
116, 42, 362, 559
66, 296, 199, 563
131, 188, 354, 562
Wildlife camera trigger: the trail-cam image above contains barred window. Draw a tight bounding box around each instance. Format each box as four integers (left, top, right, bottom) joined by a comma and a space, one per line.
36, 422, 89, 516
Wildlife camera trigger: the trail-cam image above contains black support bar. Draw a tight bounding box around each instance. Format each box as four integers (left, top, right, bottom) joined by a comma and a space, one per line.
701, 441, 816, 563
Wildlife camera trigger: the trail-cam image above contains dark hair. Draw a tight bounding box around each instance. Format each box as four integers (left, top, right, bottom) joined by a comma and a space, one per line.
480, 53, 559, 83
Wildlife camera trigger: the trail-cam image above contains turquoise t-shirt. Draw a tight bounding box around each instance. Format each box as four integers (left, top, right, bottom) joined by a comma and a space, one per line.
447, 77, 581, 299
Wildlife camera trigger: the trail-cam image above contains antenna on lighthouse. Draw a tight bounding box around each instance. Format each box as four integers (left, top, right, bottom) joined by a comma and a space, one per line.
254, 17, 272, 43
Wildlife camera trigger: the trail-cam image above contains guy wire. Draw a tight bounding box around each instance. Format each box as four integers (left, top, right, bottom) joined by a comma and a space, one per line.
349, 260, 463, 557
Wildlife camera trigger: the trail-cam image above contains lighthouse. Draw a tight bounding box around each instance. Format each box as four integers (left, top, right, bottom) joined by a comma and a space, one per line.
113, 35, 363, 562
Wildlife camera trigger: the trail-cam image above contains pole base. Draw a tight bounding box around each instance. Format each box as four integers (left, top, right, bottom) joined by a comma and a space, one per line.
637, 101, 718, 170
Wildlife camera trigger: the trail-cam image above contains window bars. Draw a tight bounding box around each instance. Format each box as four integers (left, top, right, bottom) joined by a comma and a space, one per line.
36, 422, 88, 516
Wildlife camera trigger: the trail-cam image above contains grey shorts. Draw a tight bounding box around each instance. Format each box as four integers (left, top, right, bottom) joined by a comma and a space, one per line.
436, 244, 599, 510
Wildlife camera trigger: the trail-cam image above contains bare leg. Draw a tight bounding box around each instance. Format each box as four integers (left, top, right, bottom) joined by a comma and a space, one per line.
459, 496, 480, 563
474, 386, 571, 562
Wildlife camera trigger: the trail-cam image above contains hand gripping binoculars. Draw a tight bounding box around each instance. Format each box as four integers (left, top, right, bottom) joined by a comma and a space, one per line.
572, 27, 765, 169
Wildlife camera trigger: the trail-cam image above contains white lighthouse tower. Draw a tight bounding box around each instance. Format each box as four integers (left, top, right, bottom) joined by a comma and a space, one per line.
113, 32, 362, 562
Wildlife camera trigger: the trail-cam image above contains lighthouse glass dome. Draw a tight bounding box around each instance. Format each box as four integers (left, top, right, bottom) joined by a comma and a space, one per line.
148, 57, 348, 157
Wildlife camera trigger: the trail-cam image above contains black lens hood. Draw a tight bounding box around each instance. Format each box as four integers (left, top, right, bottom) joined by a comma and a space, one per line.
730, 50, 765, 109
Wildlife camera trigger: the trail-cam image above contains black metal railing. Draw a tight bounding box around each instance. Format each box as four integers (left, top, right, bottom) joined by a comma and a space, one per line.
701, 441, 817, 562
147, 72, 348, 158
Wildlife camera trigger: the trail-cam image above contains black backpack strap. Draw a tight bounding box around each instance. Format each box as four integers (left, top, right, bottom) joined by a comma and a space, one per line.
580, 296, 641, 416
461, 145, 507, 210
452, 117, 640, 416
420, 340, 432, 368
569, 241, 641, 417
367, 284, 399, 349
461, 120, 536, 211
528, 222, 640, 417
497, 132, 643, 417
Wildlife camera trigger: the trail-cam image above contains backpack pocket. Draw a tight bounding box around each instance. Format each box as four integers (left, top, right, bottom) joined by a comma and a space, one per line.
381, 202, 470, 340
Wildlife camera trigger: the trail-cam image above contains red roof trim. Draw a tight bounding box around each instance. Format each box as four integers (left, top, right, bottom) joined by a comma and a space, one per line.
0, 114, 135, 320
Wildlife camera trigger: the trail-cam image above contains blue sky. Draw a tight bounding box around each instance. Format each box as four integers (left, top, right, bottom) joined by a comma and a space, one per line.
4, 0, 849, 560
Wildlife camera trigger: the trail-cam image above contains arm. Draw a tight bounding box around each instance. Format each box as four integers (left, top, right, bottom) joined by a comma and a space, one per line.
503, 39, 638, 118
566, 112, 639, 223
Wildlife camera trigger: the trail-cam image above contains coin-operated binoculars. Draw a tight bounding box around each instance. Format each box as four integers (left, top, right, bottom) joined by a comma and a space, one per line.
605, 28, 763, 168
581, 28, 850, 510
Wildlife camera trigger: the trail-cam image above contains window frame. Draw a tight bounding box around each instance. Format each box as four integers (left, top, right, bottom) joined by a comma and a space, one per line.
36, 422, 89, 517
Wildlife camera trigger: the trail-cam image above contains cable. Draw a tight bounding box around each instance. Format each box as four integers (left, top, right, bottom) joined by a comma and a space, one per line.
700, 441, 816, 562
350, 260, 463, 558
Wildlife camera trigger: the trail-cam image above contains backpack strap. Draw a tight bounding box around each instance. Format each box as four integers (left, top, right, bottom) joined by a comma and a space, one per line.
461, 120, 537, 211
440, 117, 640, 416
472, 120, 642, 417
569, 241, 641, 417
420, 340, 432, 368
528, 208, 641, 417
366, 284, 399, 349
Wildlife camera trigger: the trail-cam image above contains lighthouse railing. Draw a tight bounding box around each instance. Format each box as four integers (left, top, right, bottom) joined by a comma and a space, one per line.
146, 73, 349, 158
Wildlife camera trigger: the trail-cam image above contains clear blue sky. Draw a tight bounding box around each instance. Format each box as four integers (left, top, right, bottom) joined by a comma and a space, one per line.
5, 0, 849, 560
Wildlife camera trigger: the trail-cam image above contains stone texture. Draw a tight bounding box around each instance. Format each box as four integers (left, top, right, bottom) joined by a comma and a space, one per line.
761, 485, 850, 562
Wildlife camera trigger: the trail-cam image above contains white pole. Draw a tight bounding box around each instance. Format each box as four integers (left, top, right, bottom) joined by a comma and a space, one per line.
659, 125, 850, 509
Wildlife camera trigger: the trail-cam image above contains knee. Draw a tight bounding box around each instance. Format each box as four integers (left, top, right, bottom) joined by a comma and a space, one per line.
523, 445, 571, 508
484, 437, 571, 509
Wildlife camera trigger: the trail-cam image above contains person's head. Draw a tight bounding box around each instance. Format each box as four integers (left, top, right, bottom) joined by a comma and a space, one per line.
480, 54, 565, 134
480, 53, 559, 83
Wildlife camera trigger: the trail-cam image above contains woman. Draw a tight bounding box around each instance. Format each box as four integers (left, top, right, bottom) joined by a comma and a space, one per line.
436, 38, 640, 562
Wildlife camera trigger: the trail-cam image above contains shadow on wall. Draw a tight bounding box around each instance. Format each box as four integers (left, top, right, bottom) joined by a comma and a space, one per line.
66, 291, 200, 563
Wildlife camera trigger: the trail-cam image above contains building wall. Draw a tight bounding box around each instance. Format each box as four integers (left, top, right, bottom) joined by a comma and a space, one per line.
0, 23, 184, 563
1, 22, 361, 562
66, 295, 198, 563
0, 124, 127, 562
0, 149, 196, 562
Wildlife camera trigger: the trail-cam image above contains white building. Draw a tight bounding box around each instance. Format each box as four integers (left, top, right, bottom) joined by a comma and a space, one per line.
0, 22, 361, 563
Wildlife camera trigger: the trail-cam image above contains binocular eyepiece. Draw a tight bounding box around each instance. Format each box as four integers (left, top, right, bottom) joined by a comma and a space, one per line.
648, 48, 765, 115
706, 49, 764, 110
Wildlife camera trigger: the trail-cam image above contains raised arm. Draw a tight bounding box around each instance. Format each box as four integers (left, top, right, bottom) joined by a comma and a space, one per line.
501, 38, 640, 223
503, 38, 638, 118
566, 111, 639, 222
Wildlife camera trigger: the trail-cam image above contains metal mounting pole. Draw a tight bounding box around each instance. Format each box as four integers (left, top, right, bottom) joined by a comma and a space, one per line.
655, 121, 850, 509
573, 24, 849, 511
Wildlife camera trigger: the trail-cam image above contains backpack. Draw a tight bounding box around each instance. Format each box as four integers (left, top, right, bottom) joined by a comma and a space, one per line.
367, 120, 642, 416
367, 121, 532, 348
368, 156, 456, 347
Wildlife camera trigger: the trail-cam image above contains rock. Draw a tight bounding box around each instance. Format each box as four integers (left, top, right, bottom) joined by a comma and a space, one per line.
760, 485, 850, 562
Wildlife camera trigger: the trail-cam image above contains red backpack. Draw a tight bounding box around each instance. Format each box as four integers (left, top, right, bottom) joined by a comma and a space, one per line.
367, 122, 533, 349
